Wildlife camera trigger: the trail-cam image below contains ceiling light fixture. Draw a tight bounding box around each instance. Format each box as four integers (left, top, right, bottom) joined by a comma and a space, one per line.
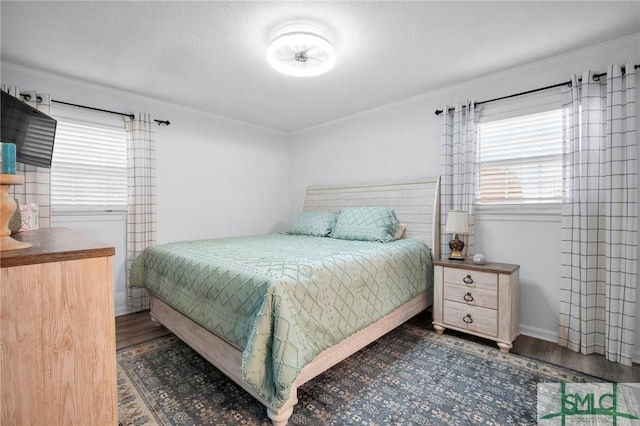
267, 24, 336, 77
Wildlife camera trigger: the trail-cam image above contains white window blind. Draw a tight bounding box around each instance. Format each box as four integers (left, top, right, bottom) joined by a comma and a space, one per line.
51, 105, 127, 212
476, 90, 565, 206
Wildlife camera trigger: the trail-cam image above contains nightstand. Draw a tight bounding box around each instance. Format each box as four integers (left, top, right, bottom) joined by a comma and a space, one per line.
432, 259, 520, 353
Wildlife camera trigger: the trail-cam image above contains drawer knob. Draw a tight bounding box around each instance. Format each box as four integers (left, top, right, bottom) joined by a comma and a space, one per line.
463, 292, 474, 302
463, 274, 474, 285
463, 313, 473, 324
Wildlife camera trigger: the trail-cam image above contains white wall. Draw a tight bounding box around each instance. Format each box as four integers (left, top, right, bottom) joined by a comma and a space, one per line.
3, 34, 639, 359
2, 63, 291, 314
289, 34, 640, 359
51, 213, 128, 313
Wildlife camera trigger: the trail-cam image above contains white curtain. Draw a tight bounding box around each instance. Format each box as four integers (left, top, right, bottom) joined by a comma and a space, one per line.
440, 102, 478, 259
125, 113, 157, 312
3, 86, 52, 228
558, 63, 637, 365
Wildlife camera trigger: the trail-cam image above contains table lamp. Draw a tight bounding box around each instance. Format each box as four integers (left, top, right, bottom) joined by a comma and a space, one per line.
445, 210, 469, 261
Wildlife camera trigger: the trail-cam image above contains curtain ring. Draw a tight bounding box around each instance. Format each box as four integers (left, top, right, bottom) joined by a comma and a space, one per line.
21, 93, 31, 101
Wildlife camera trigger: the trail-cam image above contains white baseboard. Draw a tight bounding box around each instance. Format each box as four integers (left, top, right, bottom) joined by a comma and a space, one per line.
520, 324, 640, 365
519, 324, 558, 343
115, 305, 129, 316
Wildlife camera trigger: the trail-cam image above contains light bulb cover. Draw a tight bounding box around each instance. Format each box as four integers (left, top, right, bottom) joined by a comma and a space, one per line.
267, 24, 335, 77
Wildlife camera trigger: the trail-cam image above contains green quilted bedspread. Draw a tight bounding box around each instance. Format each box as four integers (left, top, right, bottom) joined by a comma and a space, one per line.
129, 233, 432, 408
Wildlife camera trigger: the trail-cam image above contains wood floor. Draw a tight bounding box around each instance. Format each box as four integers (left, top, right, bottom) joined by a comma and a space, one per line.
116, 309, 640, 383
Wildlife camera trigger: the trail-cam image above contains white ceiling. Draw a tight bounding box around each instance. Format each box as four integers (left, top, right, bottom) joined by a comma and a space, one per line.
2, 1, 639, 131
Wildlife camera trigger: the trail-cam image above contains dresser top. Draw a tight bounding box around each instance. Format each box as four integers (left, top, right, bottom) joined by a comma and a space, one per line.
1, 227, 115, 268
433, 258, 519, 274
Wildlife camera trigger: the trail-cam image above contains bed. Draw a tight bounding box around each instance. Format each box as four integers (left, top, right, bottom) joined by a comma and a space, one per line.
129, 178, 440, 425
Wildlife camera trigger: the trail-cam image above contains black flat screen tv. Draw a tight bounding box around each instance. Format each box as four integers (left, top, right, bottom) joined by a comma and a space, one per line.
1, 91, 57, 168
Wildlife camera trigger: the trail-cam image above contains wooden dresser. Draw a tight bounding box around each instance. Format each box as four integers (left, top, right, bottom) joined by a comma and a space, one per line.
1, 227, 117, 425
432, 259, 520, 353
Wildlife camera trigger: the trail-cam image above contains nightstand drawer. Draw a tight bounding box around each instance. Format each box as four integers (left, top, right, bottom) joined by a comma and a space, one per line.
443, 300, 497, 337
433, 260, 519, 353
443, 283, 497, 310
444, 268, 497, 291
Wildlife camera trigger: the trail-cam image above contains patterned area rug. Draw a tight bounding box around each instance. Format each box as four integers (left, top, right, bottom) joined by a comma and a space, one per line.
118, 324, 598, 425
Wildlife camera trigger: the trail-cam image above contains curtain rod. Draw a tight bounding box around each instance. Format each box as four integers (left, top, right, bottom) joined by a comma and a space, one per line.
51, 99, 170, 125
21, 93, 171, 125
54, 100, 172, 126
434, 63, 640, 116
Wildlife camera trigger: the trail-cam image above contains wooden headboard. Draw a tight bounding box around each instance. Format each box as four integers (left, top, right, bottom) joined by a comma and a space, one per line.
302, 177, 441, 259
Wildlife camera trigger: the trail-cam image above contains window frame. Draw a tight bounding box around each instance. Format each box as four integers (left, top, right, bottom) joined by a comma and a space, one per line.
50, 104, 128, 215
474, 88, 566, 217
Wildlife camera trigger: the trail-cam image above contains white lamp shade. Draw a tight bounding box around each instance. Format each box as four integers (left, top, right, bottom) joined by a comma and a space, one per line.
445, 210, 469, 234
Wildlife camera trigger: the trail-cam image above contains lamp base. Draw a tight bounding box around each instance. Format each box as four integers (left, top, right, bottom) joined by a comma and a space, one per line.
0, 174, 32, 252
448, 249, 465, 261
448, 235, 465, 261
0, 235, 31, 251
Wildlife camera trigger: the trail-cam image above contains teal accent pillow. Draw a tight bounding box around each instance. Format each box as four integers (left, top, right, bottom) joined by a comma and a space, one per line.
331, 207, 400, 243
286, 211, 339, 237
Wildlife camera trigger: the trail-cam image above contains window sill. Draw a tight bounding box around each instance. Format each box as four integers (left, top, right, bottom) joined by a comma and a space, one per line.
475, 204, 561, 223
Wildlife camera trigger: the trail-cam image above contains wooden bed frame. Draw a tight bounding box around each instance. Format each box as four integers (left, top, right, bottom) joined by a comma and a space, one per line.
148, 177, 441, 425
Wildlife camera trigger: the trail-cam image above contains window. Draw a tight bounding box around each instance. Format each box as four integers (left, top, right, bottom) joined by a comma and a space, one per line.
51, 105, 127, 212
476, 91, 565, 206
